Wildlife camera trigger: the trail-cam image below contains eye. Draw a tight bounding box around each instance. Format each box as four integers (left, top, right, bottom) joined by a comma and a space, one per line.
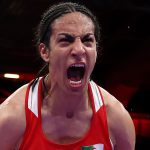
58, 38, 69, 42
82, 37, 94, 42
58, 34, 74, 46
81, 34, 95, 47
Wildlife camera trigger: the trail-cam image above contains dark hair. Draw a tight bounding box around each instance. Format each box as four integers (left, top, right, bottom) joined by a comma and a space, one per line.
34, 2, 101, 77
35, 2, 101, 49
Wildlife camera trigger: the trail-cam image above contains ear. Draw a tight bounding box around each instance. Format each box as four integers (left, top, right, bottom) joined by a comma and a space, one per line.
39, 43, 50, 62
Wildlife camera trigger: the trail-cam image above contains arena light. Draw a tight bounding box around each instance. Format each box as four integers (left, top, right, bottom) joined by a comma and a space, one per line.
4, 73, 20, 79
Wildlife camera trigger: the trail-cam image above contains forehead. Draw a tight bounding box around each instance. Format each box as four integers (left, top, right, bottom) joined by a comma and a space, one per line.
51, 12, 95, 35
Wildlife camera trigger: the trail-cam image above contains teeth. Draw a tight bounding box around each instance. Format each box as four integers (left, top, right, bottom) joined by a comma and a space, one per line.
70, 80, 82, 85
71, 64, 85, 67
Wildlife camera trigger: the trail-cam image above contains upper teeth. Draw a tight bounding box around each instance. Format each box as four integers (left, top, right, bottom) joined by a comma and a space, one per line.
71, 64, 85, 67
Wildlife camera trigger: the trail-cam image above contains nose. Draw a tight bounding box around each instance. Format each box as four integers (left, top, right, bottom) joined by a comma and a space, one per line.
71, 38, 85, 58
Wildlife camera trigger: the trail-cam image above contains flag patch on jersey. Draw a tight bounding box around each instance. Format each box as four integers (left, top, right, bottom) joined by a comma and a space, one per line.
81, 144, 104, 150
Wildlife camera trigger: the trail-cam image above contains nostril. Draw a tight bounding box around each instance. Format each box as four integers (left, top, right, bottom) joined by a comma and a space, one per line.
71, 49, 85, 59
71, 46, 85, 56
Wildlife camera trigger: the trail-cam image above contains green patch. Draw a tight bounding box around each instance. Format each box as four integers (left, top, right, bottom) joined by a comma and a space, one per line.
81, 145, 95, 150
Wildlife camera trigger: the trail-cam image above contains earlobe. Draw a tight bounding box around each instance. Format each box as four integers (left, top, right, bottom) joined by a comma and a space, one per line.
39, 43, 50, 62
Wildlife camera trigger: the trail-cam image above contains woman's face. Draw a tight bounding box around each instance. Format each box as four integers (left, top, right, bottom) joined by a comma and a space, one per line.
47, 12, 97, 94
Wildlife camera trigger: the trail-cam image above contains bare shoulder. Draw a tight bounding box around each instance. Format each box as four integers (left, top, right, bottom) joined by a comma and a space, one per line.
99, 87, 136, 150
0, 84, 28, 149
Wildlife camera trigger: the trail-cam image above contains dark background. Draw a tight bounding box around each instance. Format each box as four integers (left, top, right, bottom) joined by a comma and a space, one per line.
0, 0, 150, 149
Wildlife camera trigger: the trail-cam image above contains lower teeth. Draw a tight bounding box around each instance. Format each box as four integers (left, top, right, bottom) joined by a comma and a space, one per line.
70, 80, 81, 85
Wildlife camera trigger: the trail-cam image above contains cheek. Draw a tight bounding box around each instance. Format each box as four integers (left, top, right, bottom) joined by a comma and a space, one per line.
50, 50, 65, 71
49, 51, 59, 71
90, 50, 97, 64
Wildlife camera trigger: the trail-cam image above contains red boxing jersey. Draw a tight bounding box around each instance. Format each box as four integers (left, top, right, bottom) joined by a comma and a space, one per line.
19, 78, 113, 150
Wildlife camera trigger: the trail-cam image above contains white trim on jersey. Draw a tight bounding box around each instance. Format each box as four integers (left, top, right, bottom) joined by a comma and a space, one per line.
93, 143, 104, 149
90, 81, 103, 112
28, 78, 41, 117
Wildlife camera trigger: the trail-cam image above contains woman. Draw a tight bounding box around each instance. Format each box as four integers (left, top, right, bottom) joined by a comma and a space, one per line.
0, 2, 135, 150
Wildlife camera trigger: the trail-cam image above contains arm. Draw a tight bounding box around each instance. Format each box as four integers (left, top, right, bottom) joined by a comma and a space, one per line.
0, 85, 27, 149
101, 88, 136, 150
107, 99, 135, 150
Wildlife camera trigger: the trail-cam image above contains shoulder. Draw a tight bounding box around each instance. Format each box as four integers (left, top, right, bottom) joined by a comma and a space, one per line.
99, 86, 136, 150
0, 84, 28, 149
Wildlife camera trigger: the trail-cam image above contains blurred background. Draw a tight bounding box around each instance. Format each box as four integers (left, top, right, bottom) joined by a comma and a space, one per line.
0, 0, 150, 149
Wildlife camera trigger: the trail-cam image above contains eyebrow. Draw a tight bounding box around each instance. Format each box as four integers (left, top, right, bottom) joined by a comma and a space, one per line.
57, 33, 94, 38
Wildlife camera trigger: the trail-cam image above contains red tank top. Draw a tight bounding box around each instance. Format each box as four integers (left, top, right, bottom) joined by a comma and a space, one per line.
19, 77, 113, 150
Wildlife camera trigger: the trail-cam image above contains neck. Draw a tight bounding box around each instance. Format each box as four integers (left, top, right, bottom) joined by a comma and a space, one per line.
42, 76, 90, 117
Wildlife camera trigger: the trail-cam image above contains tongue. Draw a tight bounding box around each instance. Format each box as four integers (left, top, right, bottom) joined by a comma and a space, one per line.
70, 76, 81, 81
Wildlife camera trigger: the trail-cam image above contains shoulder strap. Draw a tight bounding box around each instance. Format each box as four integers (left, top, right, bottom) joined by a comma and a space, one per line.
89, 80, 103, 112
27, 77, 42, 117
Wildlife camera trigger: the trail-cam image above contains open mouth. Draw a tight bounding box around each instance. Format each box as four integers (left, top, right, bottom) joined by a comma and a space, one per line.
67, 64, 85, 84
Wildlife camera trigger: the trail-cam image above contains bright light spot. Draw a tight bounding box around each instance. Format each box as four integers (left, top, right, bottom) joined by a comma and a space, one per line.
4, 73, 20, 79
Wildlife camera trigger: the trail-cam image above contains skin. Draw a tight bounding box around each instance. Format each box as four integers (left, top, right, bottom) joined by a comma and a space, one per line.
0, 12, 135, 149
